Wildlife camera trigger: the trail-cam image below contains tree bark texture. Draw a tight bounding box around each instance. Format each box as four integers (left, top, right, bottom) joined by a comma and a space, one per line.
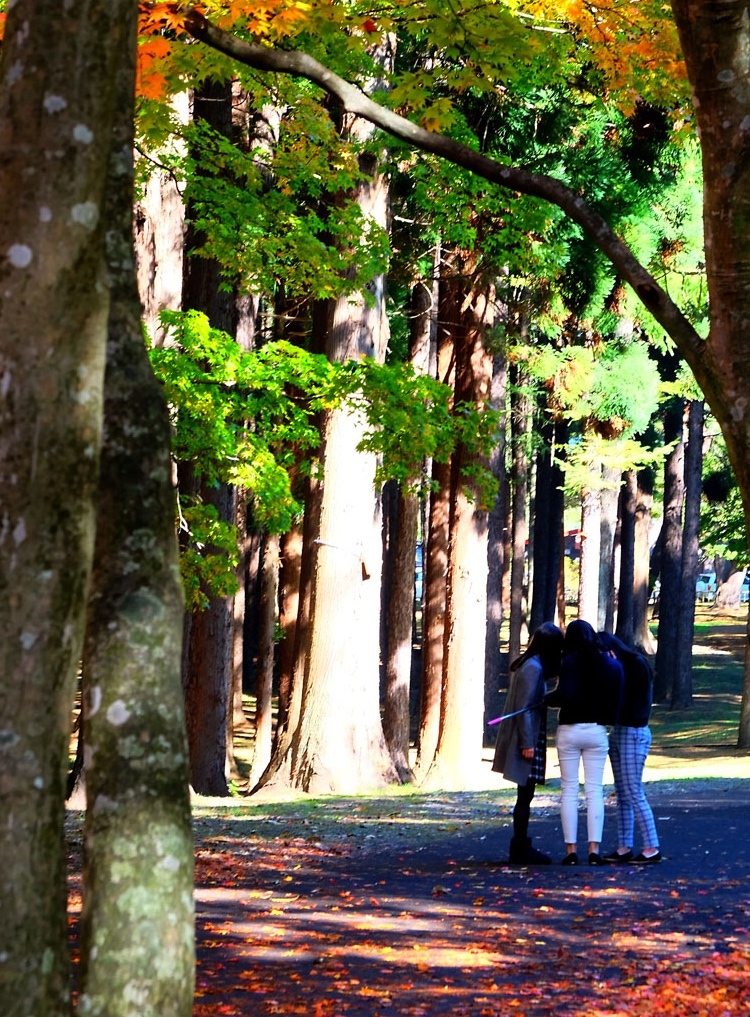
249, 533, 279, 786
615, 470, 637, 645
672, 400, 704, 710
530, 414, 564, 631
383, 488, 419, 781
426, 272, 493, 790
0, 3, 129, 1014
654, 400, 685, 703
509, 363, 530, 664
180, 81, 237, 795
79, 17, 195, 1011
485, 356, 507, 699
633, 468, 656, 654
600, 467, 622, 634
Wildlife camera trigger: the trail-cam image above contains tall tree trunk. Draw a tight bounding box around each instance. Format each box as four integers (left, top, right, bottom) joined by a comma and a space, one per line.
672, 400, 704, 709
414, 301, 454, 780
485, 355, 508, 700
600, 467, 622, 633
277, 523, 303, 733
426, 276, 494, 790
79, 22, 194, 1013
509, 363, 530, 662
249, 533, 279, 784
181, 81, 237, 795
654, 400, 685, 703
633, 467, 656, 653
383, 279, 435, 781
0, 3, 125, 1013
530, 414, 564, 630
615, 470, 637, 644
414, 456, 451, 778
578, 476, 602, 625
383, 488, 419, 781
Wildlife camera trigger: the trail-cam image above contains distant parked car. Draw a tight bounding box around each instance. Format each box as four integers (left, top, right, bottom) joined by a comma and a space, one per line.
741, 573, 750, 604
696, 572, 717, 602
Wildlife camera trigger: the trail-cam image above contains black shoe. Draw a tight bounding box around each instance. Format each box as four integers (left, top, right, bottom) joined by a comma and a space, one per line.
631, 851, 662, 864
588, 852, 605, 866
508, 836, 552, 865
603, 849, 633, 863
561, 852, 578, 866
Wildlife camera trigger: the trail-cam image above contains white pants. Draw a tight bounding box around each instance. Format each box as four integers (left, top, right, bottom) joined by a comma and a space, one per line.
556, 723, 609, 845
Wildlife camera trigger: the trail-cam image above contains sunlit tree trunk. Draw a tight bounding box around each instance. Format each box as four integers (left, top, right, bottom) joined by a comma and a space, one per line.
424, 272, 494, 790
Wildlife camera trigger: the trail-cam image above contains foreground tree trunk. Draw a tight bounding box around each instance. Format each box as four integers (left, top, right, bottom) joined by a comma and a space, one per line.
79, 19, 194, 1012
0, 3, 127, 1014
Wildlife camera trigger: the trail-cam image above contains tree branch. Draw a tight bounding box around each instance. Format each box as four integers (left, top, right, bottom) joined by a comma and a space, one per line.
183, 8, 705, 370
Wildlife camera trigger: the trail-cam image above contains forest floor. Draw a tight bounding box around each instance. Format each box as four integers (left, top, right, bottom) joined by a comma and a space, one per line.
66, 606, 750, 1016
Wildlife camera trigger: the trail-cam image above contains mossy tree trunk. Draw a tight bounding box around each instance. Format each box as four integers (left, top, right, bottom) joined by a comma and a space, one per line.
77, 11, 195, 1015
0, 3, 130, 1014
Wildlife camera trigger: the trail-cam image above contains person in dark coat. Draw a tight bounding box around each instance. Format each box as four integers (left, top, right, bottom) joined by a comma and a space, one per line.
599, 632, 661, 864
492, 622, 564, 864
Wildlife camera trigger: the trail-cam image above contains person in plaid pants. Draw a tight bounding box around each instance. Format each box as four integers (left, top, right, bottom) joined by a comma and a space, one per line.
600, 632, 661, 865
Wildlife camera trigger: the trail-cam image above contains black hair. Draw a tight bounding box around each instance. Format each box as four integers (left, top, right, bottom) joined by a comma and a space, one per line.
510, 621, 564, 678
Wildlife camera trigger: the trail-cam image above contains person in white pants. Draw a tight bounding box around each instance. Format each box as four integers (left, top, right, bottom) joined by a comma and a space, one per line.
547, 620, 624, 866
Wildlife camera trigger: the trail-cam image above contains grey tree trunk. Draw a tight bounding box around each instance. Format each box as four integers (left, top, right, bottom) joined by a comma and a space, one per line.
79, 18, 195, 1012
0, 3, 128, 1014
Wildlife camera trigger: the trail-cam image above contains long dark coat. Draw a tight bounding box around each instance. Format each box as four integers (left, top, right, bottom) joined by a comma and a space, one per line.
491, 656, 546, 786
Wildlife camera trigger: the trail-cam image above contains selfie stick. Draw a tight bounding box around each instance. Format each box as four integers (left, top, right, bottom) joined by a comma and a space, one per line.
487, 699, 544, 725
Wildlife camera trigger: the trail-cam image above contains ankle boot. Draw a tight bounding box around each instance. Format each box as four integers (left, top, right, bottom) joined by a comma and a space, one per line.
508, 836, 552, 865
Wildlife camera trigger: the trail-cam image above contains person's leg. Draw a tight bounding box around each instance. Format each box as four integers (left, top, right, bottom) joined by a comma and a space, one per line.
580, 724, 609, 855
513, 779, 535, 840
609, 727, 635, 853
556, 724, 581, 859
626, 727, 659, 856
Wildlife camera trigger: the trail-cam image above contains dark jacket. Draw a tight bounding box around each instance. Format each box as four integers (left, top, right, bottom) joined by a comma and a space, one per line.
615, 651, 653, 727
547, 648, 624, 726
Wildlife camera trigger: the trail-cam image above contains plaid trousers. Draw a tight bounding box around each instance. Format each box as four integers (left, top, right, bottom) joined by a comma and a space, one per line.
609, 725, 659, 849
